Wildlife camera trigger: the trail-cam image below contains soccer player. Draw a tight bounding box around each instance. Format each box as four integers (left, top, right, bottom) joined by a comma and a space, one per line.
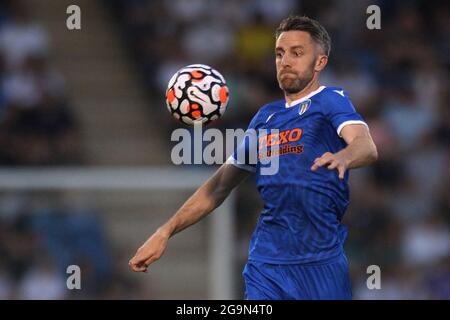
129, 16, 378, 300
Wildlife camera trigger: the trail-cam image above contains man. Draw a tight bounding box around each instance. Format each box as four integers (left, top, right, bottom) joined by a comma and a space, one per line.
129, 16, 378, 300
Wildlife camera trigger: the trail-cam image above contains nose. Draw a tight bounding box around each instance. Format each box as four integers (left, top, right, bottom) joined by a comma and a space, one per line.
280, 54, 292, 68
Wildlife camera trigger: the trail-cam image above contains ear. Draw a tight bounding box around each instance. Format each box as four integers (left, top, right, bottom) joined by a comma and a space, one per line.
315, 55, 328, 72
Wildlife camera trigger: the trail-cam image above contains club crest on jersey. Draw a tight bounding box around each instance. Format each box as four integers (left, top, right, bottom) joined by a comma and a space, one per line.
298, 99, 311, 116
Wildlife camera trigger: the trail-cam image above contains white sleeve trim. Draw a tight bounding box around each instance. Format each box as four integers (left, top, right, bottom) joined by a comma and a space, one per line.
226, 155, 256, 173
337, 120, 369, 137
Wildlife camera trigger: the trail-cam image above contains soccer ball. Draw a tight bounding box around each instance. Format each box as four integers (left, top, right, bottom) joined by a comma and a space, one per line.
165, 64, 229, 126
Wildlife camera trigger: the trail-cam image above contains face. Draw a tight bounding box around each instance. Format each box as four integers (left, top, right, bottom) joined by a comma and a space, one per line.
275, 30, 327, 94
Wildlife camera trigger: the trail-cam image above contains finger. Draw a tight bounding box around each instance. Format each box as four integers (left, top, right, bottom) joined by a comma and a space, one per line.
129, 262, 148, 272
144, 253, 161, 267
132, 257, 158, 273
129, 258, 141, 267
129, 254, 153, 270
327, 161, 338, 170
144, 257, 157, 267
136, 266, 148, 272
311, 160, 320, 171
313, 152, 332, 164
311, 158, 326, 170
338, 165, 346, 179
311, 156, 333, 171
129, 256, 143, 267
318, 152, 333, 160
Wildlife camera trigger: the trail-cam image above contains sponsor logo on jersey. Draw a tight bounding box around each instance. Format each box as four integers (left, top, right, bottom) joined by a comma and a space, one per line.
259, 128, 302, 149
258, 128, 304, 159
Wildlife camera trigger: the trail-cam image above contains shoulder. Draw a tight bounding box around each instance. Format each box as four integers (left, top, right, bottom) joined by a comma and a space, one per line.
259, 99, 285, 114
320, 86, 352, 103
317, 86, 357, 114
251, 99, 285, 124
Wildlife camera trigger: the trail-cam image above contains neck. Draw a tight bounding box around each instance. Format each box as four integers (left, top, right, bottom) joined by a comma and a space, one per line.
285, 77, 321, 106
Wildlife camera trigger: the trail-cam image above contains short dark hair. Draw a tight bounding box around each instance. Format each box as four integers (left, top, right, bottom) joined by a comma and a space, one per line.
275, 16, 331, 56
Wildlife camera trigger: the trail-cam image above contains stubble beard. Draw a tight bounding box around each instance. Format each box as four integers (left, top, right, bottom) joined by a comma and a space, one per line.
278, 63, 316, 95
279, 75, 313, 94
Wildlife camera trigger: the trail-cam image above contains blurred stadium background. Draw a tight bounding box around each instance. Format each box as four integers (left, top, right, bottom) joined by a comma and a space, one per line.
0, 0, 448, 299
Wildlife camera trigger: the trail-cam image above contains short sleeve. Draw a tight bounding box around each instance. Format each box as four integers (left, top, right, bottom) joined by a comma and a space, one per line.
226, 112, 260, 173
326, 89, 368, 137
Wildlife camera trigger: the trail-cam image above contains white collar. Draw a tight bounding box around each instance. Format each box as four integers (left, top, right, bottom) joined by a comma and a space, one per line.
285, 85, 326, 108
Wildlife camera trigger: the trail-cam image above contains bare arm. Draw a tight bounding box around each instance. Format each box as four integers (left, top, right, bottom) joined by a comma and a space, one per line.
129, 163, 251, 272
160, 163, 250, 237
340, 124, 378, 167
311, 124, 378, 179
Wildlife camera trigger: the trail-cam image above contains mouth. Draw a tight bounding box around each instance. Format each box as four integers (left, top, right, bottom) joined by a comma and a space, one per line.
280, 72, 297, 78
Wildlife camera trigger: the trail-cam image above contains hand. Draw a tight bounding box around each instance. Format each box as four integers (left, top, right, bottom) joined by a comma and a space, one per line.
129, 229, 169, 272
310, 151, 349, 179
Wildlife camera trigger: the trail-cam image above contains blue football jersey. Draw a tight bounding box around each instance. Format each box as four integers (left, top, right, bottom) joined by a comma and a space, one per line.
228, 86, 368, 264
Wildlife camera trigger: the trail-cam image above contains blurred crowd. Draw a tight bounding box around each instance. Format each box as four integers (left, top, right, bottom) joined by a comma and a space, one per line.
0, 191, 150, 299
110, 0, 450, 299
0, 1, 147, 299
0, 0, 80, 165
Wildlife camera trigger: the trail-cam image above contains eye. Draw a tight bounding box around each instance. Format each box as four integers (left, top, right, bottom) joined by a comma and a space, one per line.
276, 52, 283, 58
295, 51, 303, 57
